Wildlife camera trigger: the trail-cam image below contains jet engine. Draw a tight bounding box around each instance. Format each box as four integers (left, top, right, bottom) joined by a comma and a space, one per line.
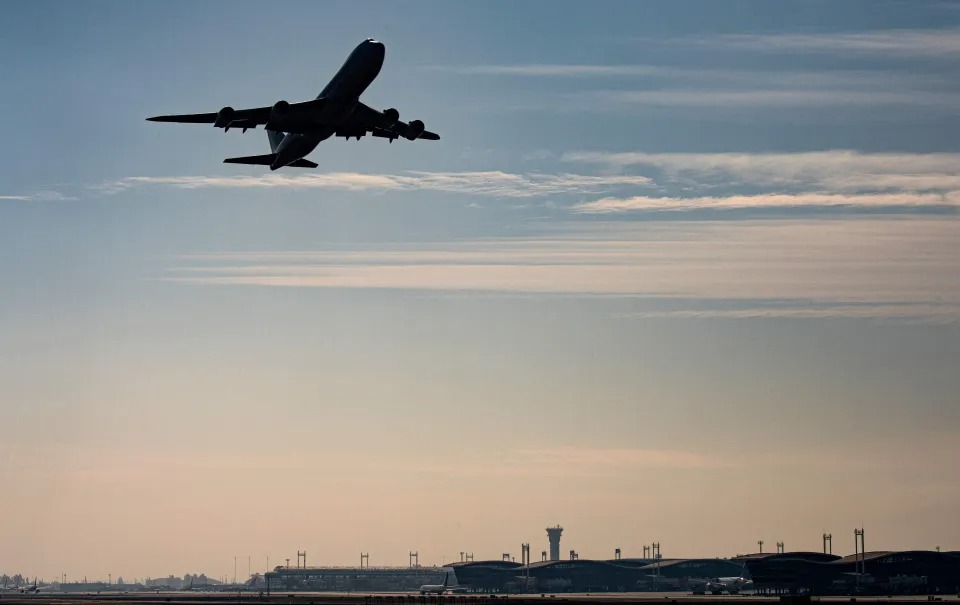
381, 107, 400, 128
405, 119, 425, 140
271, 100, 290, 122
214, 106, 235, 128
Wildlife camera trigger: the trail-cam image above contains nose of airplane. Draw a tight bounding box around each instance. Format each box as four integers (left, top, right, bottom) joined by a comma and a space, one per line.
364, 38, 385, 58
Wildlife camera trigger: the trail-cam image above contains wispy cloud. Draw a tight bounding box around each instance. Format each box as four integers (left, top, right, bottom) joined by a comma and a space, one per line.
616, 302, 960, 323
432, 62, 954, 110
165, 218, 960, 321
515, 447, 730, 470
0, 191, 76, 202
18, 444, 729, 481
423, 64, 667, 77
578, 89, 960, 109
572, 192, 960, 213
701, 28, 960, 57
429, 63, 944, 91
101, 171, 652, 198
360, 446, 730, 478
564, 150, 960, 195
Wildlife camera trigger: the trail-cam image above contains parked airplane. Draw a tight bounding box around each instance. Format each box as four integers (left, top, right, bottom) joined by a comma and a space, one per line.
701, 576, 753, 595
14, 579, 49, 594
419, 573, 451, 595
147, 39, 439, 170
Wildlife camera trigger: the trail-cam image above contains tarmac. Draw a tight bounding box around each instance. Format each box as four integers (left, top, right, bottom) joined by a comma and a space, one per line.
1, 592, 959, 605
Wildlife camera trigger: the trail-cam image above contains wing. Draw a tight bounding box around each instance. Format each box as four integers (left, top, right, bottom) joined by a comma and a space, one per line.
341, 102, 440, 141
367, 126, 440, 141
147, 99, 326, 133
147, 107, 271, 129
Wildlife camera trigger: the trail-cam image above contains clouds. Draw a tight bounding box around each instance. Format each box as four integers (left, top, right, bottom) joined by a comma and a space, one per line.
573, 192, 960, 213
514, 446, 730, 471
80, 149, 960, 218
101, 171, 652, 198
565, 150, 960, 214
615, 303, 960, 322
424, 64, 668, 77
564, 150, 960, 190
167, 218, 960, 322
700, 28, 960, 57
20, 149, 960, 219
0, 191, 75, 202
428, 27, 960, 113
579, 89, 959, 109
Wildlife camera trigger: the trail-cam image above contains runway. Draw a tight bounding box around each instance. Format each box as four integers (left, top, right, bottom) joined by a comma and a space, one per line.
1, 592, 958, 605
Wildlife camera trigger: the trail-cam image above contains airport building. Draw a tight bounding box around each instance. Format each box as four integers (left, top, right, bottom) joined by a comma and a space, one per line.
263, 566, 448, 592
263, 527, 959, 596
447, 557, 747, 593
262, 551, 960, 595
741, 551, 960, 595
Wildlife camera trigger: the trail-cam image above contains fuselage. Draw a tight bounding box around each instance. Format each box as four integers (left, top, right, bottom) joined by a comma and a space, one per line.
707, 577, 752, 594
273, 39, 385, 170
419, 573, 450, 595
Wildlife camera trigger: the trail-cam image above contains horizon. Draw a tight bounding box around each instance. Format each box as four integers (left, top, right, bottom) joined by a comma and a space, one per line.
2, 0, 959, 583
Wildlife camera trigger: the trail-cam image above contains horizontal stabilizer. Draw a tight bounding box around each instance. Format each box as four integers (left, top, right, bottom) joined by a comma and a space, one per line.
223, 154, 274, 165
288, 159, 318, 168
223, 154, 317, 168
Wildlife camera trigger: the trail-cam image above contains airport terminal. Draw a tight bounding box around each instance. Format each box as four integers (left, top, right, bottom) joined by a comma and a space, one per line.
261, 527, 960, 596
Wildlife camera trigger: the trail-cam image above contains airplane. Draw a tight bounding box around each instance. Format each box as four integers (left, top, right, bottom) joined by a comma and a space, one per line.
15, 579, 51, 594
700, 576, 753, 595
147, 38, 439, 171
419, 573, 451, 595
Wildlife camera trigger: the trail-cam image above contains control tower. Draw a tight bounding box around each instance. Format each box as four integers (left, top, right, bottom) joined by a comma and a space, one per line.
546, 525, 564, 561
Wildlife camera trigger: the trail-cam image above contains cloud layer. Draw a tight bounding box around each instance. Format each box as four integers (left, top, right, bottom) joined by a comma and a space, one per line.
564, 150, 960, 214
573, 192, 960, 213
578, 89, 959, 109
0, 191, 76, 202
168, 218, 960, 321
102, 171, 652, 198
564, 149, 960, 193
702, 28, 960, 57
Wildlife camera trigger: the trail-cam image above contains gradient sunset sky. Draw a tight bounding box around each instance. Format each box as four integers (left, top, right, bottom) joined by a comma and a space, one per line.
2, 0, 960, 583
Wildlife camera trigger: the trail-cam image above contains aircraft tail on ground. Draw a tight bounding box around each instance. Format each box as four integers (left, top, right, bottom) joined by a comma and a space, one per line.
267, 130, 286, 153
223, 154, 317, 168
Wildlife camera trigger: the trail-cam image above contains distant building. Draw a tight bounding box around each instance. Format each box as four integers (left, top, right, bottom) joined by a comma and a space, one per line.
742, 550, 960, 595
264, 566, 449, 592
145, 576, 182, 589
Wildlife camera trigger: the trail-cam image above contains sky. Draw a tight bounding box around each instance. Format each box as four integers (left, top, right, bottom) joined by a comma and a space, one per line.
2, 0, 960, 583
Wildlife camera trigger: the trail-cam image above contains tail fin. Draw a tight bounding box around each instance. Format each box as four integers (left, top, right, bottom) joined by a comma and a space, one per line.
267, 130, 286, 153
